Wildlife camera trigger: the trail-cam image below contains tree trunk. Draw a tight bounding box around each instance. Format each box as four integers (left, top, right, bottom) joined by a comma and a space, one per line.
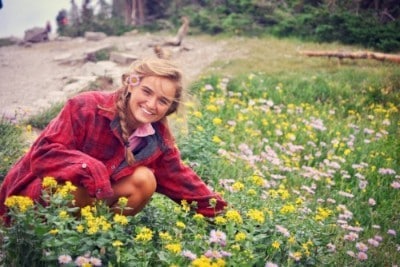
299, 50, 400, 64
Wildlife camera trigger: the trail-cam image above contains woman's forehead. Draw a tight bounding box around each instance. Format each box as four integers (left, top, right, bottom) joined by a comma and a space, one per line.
141, 76, 177, 98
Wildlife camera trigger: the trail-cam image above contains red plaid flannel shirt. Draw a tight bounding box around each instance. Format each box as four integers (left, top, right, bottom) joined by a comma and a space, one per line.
0, 91, 227, 217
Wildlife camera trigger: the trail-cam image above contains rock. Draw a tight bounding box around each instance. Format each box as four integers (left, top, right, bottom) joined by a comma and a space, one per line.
84, 31, 107, 41
24, 27, 50, 43
109, 51, 138, 65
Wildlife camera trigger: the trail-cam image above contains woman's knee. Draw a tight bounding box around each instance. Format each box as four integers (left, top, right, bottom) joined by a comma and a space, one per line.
113, 166, 157, 199
131, 166, 157, 195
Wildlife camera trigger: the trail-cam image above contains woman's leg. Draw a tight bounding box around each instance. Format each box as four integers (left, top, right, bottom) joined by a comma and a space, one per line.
72, 166, 157, 216
108, 166, 157, 216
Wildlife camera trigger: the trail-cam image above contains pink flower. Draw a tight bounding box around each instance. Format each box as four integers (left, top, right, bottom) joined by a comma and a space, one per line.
209, 230, 227, 246
265, 262, 279, 267
126, 74, 140, 87
58, 254, 72, 264
204, 250, 222, 259
356, 242, 368, 252
378, 168, 396, 175
327, 243, 336, 253
367, 238, 380, 247
75, 256, 90, 266
388, 229, 397, 236
182, 250, 197, 260
391, 181, 400, 189
344, 232, 359, 241
368, 198, 376, 206
89, 257, 102, 266
357, 251, 368, 261
275, 225, 290, 237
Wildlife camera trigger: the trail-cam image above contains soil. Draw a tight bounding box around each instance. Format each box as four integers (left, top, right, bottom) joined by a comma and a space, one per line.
0, 32, 234, 122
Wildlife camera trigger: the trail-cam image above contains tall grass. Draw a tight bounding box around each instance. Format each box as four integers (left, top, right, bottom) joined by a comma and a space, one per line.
0, 36, 399, 266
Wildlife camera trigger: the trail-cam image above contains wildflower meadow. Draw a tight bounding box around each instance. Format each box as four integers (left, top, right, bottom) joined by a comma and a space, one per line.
0, 37, 399, 266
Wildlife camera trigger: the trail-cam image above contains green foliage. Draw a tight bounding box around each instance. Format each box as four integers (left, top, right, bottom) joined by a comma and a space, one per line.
0, 120, 24, 180
57, 1, 400, 51
269, 8, 400, 52
0, 38, 17, 48
25, 102, 64, 130
60, 17, 134, 37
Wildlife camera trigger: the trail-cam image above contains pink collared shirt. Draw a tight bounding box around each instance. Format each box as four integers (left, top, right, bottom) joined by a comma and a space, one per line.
128, 123, 156, 151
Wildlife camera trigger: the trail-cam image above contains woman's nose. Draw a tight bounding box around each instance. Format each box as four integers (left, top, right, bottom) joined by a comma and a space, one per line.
147, 96, 157, 109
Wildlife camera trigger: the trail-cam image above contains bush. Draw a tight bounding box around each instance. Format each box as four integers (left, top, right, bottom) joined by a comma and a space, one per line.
0, 120, 24, 180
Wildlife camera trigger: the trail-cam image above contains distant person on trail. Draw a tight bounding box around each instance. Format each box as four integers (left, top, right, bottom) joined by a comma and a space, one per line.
0, 57, 227, 220
56, 9, 68, 34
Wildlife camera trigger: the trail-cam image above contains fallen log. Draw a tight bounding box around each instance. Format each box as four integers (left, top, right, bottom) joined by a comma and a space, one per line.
299, 50, 400, 64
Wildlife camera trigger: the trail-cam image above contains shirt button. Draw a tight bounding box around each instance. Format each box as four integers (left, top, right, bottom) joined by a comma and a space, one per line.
82, 163, 87, 169
111, 165, 116, 170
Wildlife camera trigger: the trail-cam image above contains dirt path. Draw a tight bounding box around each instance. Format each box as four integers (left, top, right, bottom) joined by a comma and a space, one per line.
0, 33, 231, 122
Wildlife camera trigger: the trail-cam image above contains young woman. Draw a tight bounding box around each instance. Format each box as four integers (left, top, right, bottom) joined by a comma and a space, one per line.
0, 58, 227, 218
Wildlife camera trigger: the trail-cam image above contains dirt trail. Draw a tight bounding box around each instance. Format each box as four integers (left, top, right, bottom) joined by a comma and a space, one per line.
0, 33, 232, 122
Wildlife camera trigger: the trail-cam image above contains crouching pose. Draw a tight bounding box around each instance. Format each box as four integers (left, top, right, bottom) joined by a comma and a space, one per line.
0, 57, 227, 218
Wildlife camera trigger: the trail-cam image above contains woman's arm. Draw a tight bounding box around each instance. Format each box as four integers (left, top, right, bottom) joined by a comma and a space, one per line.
29, 97, 114, 199
153, 145, 227, 217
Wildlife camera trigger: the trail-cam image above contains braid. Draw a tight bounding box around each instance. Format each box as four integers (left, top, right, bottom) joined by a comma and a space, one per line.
116, 87, 135, 165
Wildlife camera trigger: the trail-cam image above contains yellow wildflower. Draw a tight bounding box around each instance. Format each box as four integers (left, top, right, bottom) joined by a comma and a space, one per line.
314, 207, 332, 221
246, 209, 265, 224
206, 104, 218, 112
192, 111, 203, 118
196, 125, 204, 132
234, 232, 246, 242
134, 227, 153, 242
251, 175, 264, 186
112, 240, 123, 247
213, 117, 223, 125
272, 241, 280, 249
117, 197, 128, 207
58, 210, 69, 219
176, 221, 186, 229
4, 195, 34, 213
55, 181, 77, 198
181, 199, 190, 212
212, 135, 222, 144
165, 243, 182, 254
247, 189, 257, 196
192, 256, 211, 267
42, 176, 58, 188
159, 231, 173, 241
193, 213, 204, 222
225, 209, 243, 224
49, 229, 59, 235
113, 214, 128, 225
232, 181, 244, 192
280, 204, 296, 214
76, 224, 84, 233
214, 216, 227, 225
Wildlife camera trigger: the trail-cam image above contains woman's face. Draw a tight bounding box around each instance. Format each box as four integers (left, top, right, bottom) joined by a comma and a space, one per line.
127, 75, 176, 128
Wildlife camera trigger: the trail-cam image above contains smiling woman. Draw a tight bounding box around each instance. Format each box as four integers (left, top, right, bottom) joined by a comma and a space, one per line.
0, 57, 227, 219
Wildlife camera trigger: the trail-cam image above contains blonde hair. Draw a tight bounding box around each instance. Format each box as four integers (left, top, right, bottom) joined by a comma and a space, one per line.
116, 57, 184, 165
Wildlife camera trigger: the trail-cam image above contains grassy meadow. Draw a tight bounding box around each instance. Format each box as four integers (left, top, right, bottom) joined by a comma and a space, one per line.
0, 36, 399, 266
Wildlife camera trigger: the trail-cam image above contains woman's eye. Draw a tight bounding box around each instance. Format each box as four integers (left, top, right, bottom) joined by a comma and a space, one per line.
159, 99, 170, 106
142, 88, 151, 95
